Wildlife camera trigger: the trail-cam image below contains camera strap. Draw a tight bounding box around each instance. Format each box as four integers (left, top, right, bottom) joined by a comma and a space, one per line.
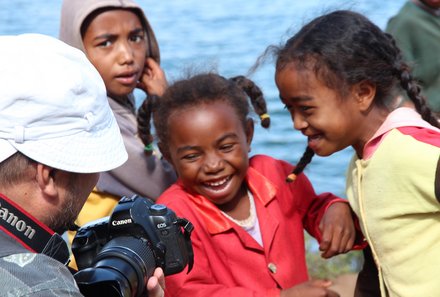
0, 194, 70, 265
177, 217, 194, 273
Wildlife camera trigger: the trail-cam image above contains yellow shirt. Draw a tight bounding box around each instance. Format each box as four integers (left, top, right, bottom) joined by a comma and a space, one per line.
347, 129, 440, 297
67, 188, 119, 270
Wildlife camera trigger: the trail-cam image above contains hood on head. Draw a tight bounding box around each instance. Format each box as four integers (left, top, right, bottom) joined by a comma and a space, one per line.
59, 0, 160, 63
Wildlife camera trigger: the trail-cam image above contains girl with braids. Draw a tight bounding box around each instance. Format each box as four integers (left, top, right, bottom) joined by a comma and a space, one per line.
59, 0, 177, 202
273, 10, 440, 297
59, 0, 177, 267
138, 72, 360, 297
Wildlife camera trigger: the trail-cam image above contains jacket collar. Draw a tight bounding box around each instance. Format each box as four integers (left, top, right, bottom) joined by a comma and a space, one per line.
178, 166, 277, 234
363, 107, 440, 159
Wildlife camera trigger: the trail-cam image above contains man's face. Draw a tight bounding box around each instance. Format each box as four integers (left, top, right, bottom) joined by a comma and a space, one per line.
49, 172, 99, 234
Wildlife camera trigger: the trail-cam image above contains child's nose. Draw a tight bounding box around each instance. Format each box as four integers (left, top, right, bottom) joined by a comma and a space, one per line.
117, 41, 135, 64
204, 153, 223, 173
293, 112, 308, 130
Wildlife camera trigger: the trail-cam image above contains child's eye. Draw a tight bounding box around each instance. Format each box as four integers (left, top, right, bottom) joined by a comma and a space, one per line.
299, 105, 311, 112
220, 143, 234, 152
182, 153, 199, 161
130, 34, 145, 43
97, 40, 112, 48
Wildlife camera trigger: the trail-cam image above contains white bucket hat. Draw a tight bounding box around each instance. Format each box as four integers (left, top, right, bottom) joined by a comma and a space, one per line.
0, 33, 128, 173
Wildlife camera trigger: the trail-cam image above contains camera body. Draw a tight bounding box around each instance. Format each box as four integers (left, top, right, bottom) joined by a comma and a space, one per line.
71, 195, 194, 297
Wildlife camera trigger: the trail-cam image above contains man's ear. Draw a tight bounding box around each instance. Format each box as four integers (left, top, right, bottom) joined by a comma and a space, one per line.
353, 80, 376, 112
245, 118, 254, 152
35, 163, 58, 197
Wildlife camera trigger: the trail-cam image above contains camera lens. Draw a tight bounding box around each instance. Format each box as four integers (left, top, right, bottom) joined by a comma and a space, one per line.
74, 236, 156, 297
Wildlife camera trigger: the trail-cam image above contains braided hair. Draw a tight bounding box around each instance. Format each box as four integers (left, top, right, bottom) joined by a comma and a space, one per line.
274, 10, 439, 182
137, 73, 270, 153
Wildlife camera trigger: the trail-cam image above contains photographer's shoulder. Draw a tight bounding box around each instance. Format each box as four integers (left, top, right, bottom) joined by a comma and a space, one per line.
0, 247, 82, 296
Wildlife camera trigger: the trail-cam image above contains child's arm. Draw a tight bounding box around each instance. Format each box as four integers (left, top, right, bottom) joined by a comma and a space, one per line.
137, 57, 168, 96
318, 202, 355, 259
292, 172, 360, 258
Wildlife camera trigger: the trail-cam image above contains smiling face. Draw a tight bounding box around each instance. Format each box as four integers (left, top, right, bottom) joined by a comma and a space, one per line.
275, 63, 368, 156
163, 101, 253, 209
82, 9, 147, 99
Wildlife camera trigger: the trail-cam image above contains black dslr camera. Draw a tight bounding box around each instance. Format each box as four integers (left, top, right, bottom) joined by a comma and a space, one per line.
71, 195, 194, 297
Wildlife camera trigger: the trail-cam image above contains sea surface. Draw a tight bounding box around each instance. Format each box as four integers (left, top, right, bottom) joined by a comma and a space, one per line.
0, 0, 407, 197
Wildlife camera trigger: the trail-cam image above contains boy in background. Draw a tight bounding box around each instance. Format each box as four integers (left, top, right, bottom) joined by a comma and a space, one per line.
386, 0, 440, 115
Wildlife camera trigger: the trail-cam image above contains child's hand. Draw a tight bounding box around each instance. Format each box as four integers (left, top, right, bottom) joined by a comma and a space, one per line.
137, 57, 168, 96
281, 279, 340, 297
318, 202, 355, 259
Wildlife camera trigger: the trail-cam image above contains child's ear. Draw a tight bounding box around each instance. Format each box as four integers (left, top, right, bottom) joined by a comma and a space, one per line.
354, 80, 376, 112
158, 141, 173, 165
245, 118, 254, 150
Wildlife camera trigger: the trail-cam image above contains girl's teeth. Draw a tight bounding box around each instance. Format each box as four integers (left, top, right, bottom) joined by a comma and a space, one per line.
207, 177, 229, 187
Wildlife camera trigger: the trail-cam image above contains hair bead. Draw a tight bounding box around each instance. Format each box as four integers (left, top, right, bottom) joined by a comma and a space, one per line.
144, 143, 154, 152
286, 173, 297, 183
259, 113, 270, 121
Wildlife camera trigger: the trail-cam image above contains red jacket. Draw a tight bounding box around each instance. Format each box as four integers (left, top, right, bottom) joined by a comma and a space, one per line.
157, 154, 345, 297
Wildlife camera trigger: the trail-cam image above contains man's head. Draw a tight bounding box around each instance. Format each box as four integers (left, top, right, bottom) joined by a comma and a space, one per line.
0, 33, 128, 233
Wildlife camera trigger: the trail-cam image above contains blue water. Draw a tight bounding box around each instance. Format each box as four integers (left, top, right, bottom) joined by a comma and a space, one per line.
0, 0, 407, 197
